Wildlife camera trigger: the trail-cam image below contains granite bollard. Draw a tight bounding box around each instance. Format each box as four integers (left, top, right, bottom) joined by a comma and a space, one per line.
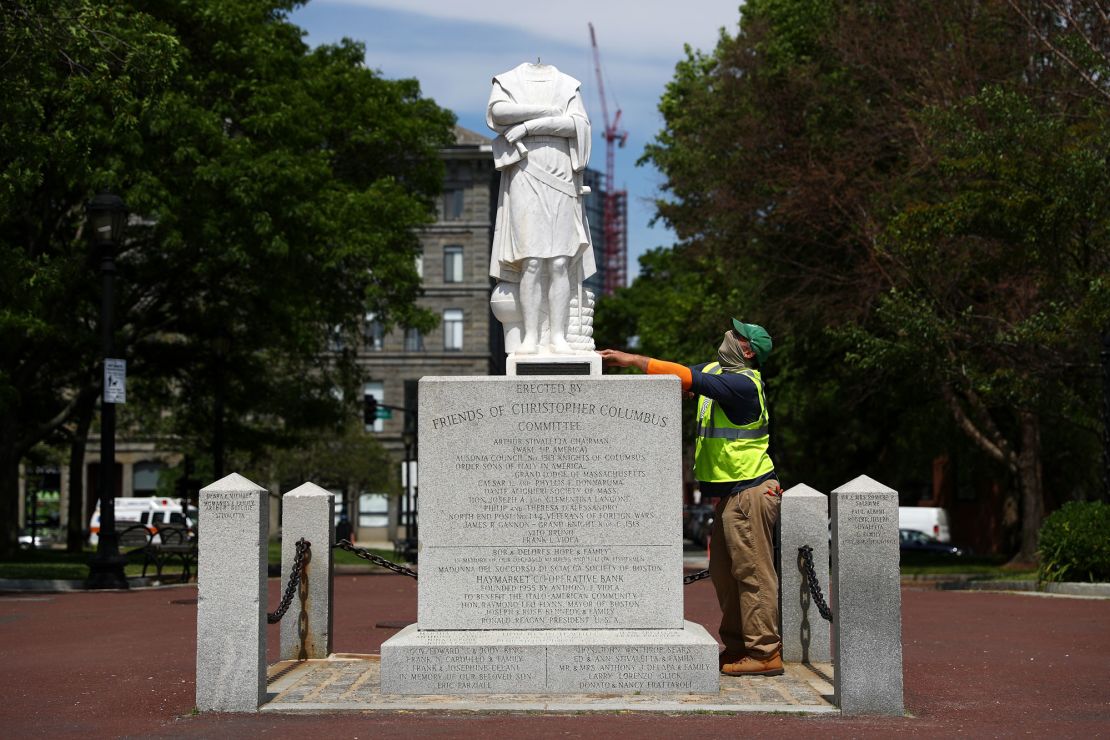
830, 475, 904, 715
279, 482, 335, 661
195, 473, 269, 712
779, 483, 831, 664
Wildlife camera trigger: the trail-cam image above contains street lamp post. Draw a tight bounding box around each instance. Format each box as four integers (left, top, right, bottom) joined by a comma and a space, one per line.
410, 436, 419, 547
85, 191, 130, 590
400, 414, 418, 564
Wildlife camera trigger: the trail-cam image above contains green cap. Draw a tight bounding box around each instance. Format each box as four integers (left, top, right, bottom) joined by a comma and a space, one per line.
731, 319, 772, 366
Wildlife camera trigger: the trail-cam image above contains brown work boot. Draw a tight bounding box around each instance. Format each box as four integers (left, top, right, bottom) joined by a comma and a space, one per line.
718, 650, 744, 669
721, 651, 784, 677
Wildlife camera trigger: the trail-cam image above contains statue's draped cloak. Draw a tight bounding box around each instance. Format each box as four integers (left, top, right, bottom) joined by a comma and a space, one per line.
487, 63, 596, 282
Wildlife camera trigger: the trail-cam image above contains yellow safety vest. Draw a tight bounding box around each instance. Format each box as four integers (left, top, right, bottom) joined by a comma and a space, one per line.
693, 362, 774, 483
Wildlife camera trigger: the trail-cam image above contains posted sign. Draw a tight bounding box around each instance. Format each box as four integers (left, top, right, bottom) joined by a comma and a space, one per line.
104, 358, 126, 404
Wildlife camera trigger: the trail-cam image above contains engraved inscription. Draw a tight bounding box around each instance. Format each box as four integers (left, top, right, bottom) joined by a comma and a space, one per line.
838, 492, 895, 546
445, 434, 657, 543
388, 646, 542, 692
438, 547, 665, 626
205, 490, 257, 520
551, 646, 715, 692
420, 378, 682, 630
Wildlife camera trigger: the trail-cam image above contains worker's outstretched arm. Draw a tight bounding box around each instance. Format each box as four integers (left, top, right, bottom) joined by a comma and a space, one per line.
597, 349, 692, 391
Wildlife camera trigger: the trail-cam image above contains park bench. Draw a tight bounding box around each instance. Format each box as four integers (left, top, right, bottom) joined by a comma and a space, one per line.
116, 523, 153, 552
115, 523, 197, 583
143, 525, 197, 583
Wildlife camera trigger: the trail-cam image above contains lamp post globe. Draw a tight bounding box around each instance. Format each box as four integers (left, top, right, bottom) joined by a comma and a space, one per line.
85, 191, 130, 590
87, 192, 127, 246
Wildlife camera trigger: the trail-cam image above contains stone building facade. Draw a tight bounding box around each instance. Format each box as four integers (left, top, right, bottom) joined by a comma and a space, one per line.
353, 126, 498, 543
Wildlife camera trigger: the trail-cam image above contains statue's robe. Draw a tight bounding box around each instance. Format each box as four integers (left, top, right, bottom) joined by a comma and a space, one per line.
487, 63, 596, 284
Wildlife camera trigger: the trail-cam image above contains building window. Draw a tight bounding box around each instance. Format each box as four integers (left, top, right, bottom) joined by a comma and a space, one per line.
443, 188, 464, 221
358, 493, 388, 528
363, 381, 384, 433
414, 248, 423, 279
327, 324, 345, 352
133, 461, 165, 496
443, 245, 464, 283
362, 312, 383, 351
443, 309, 463, 351
404, 327, 424, 351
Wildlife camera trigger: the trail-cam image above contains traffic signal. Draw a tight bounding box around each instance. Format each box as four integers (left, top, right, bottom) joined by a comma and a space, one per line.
363, 395, 379, 425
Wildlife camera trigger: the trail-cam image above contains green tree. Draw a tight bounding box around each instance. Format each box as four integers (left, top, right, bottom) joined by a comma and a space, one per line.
596, 247, 947, 495
634, 0, 1110, 561
851, 87, 1110, 562
262, 418, 399, 527
0, 0, 454, 556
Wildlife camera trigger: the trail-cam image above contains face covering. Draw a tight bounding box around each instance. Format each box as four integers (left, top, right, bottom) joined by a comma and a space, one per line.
717, 331, 748, 372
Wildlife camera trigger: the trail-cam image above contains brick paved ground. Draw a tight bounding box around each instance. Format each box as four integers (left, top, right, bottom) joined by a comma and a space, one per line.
1, 573, 1108, 737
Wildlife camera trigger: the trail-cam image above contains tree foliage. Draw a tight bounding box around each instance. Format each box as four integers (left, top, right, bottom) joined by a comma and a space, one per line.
0, 0, 455, 554
613, 0, 1110, 560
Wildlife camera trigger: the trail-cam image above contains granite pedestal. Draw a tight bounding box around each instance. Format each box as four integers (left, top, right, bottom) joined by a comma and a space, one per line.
380, 376, 718, 695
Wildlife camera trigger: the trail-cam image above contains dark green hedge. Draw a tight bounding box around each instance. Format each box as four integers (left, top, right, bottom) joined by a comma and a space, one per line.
1037, 501, 1110, 583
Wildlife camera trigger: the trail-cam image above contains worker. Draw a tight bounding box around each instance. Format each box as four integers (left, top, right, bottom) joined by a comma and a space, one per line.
598, 319, 783, 676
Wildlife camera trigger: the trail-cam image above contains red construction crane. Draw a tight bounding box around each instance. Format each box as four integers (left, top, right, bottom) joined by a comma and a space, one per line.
588, 22, 628, 296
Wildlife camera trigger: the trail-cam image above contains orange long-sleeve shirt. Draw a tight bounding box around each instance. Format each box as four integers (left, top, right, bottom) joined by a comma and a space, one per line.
646, 358, 693, 391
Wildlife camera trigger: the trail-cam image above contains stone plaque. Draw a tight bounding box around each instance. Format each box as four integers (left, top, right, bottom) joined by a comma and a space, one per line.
831, 475, 904, 716
514, 361, 593, 375
507, 353, 602, 376
383, 636, 545, 694
417, 376, 683, 630
546, 644, 717, 693
381, 624, 719, 695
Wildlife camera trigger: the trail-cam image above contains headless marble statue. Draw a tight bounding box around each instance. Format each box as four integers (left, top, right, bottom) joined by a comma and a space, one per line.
487, 61, 596, 356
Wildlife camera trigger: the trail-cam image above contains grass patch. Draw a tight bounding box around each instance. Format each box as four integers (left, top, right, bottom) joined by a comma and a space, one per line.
266, 540, 401, 567
0, 548, 189, 580
900, 553, 1036, 578
0, 548, 97, 580
0, 539, 401, 581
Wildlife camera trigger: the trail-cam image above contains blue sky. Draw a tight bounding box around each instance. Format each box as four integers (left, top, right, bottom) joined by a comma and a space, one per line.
289, 0, 744, 282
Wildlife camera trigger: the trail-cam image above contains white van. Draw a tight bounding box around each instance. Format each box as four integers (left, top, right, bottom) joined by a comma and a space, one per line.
898, 506, 950, 543
88, 497, 196, 546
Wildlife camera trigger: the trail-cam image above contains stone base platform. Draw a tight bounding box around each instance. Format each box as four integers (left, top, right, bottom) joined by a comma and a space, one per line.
381, 622, 718, 694
263, 653, 837, 714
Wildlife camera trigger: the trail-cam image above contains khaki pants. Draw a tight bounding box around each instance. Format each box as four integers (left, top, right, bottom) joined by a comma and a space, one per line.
709, 481, 781, 659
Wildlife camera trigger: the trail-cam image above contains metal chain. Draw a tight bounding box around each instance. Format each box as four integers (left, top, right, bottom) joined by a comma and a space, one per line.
799, 545, 833, 622
267, 538, 310, 624
683, 568, 711, 585
334, 539, 418, 579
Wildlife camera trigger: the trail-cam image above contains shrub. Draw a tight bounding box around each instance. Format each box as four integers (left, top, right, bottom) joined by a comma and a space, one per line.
1037, 500, 1110, 583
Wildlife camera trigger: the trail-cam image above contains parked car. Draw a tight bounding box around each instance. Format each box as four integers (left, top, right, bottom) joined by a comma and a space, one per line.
898, 506, 951, 542
899, 528, 965, 556
18, 527, 50, 548
683, 503, 714, 548
88, 497, 196, 546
